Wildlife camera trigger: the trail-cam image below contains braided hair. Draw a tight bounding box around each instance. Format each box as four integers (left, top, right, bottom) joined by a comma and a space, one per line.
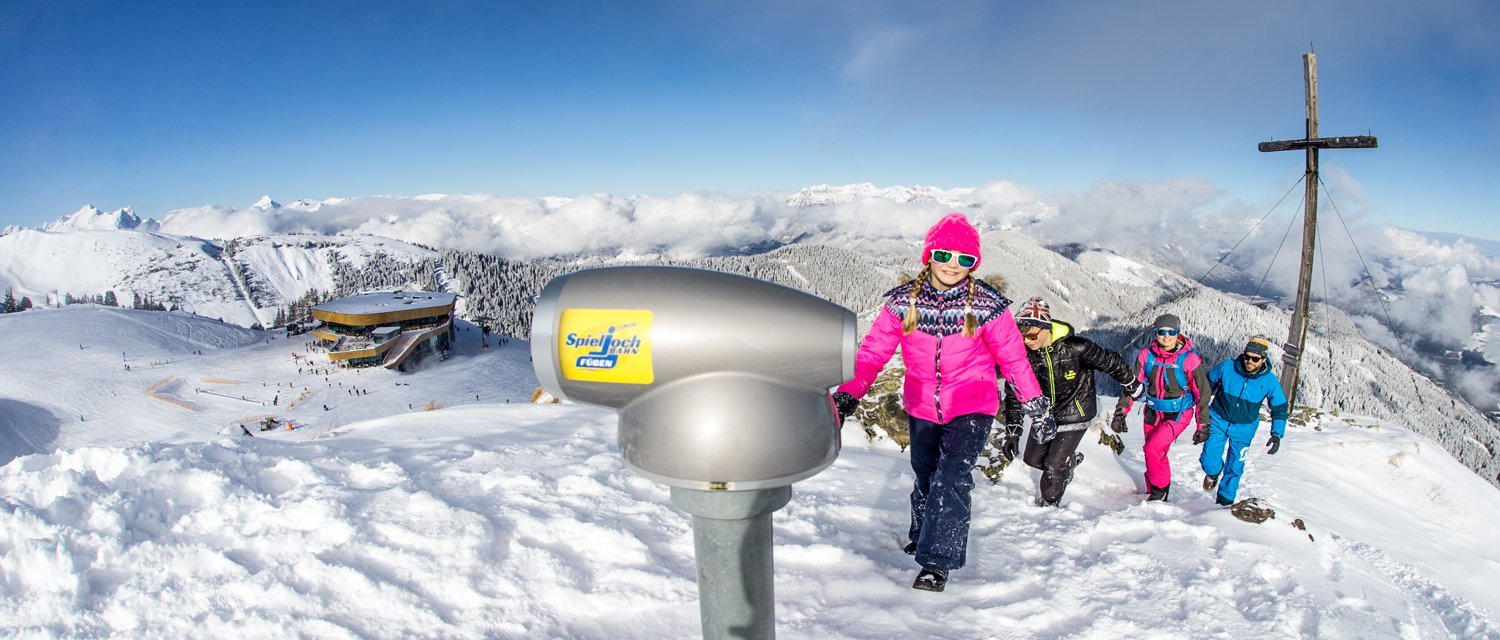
963, 277, 977, 338
900, 266, 928, 335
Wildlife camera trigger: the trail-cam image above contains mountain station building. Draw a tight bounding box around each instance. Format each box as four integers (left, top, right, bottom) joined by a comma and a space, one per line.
310, 290, 456, 371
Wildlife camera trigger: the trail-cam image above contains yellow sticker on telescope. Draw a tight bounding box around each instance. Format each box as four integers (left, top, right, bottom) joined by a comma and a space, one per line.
558, 309, 654, 384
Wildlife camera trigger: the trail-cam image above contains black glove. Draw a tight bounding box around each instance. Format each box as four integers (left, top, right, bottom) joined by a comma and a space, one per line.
1266, 434, 1281, 455
1192, 425, 1210, 445
998, 425, 1021, 463
832, 391, 859, 424
1109, 409, 1128, 433
1123, 379, 1143, 400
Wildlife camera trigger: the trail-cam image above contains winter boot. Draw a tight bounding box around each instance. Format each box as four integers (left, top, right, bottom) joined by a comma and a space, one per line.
1203, 474, 1220, 492
913, 568, 948, 592
1146, 483, 1171, 502
1062, 452, 1084, 489
1215, 493, 1234, 507
1037, 452, 1084, 507
903, 540, 917, 555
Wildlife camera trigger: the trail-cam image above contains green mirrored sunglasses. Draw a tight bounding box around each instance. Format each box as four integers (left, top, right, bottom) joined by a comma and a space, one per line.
929, 249, 978, 269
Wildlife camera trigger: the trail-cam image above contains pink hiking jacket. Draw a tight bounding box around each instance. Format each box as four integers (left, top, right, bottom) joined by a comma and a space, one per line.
836, 278, 1042, 424
1118, 335, 1211, 421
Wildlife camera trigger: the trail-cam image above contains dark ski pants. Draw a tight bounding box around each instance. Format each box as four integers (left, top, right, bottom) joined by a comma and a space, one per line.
907, 413, 993, 572
1023, 427, 1088, 505
1199, 414, 1259, 503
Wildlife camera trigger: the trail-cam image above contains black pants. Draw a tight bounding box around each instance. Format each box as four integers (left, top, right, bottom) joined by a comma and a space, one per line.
1023, 427, 1087, 504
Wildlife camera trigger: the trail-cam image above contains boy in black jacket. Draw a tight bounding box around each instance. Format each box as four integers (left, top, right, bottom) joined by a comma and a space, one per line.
1002, 297, 1139, 506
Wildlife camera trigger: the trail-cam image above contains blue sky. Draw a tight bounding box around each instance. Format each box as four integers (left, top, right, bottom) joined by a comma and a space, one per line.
2, 0, 1497, 240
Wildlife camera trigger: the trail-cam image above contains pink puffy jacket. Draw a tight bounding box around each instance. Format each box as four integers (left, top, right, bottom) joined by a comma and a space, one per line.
836, 278, 1042, 424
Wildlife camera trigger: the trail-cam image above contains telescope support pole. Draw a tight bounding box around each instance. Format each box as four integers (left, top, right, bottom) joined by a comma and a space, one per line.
670, 486, 792, 640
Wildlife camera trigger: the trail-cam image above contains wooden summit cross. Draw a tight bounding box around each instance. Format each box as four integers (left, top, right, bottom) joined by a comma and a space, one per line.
1258, 51, 1376, 409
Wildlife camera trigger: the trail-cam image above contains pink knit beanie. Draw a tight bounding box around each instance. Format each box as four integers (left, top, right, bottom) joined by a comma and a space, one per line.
921, 212, 983, 270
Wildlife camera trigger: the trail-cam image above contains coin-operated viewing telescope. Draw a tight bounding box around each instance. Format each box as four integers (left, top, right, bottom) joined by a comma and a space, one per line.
531, 266, 855, 640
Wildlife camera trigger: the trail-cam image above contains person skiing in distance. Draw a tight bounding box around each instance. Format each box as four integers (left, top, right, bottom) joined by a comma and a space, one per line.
831, 212, 1051, 593
1110, 313, 1210, 502
1002, 297, 1140, 507
1196, 335, 1289, 506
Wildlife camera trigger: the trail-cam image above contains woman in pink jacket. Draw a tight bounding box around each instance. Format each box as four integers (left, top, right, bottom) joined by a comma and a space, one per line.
1109, 313, 1211, 502
833, 212, 1051, 593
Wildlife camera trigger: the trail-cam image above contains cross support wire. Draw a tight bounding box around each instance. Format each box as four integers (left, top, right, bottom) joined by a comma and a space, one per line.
1258, 52, 1376, 408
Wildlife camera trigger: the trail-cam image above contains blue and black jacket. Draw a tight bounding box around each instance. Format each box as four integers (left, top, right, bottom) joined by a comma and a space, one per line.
1206, 355, 1290, 437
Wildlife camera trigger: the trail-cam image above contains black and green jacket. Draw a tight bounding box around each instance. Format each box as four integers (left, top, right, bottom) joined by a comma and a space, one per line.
1003, 319, 1134, 431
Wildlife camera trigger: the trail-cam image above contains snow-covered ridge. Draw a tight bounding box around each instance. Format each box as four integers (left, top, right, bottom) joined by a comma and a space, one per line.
0, 228, 437, 327
41, 205, 157, 232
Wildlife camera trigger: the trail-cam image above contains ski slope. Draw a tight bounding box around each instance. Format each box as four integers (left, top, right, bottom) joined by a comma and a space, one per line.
1, 307, 1497, 639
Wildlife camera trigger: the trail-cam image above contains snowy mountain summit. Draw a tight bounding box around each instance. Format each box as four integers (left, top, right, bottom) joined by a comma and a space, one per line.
250, 195, 281, 210
41, 205, 157, 232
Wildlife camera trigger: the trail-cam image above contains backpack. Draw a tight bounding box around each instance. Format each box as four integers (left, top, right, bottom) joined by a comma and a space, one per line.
1143, 349, 1196, 413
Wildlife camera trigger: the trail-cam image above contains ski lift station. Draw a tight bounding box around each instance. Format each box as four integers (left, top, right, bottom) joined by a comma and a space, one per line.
310, 290, 457, 371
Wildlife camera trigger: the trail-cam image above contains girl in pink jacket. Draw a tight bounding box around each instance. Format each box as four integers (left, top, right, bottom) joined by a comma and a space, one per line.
833, 212, 1051, 592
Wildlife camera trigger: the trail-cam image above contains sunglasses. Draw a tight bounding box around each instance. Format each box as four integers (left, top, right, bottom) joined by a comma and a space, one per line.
1155, 328, 1180, 337
929, 249, 978, 269
1022, 329, 1044, 340
1243, 354, 1265, 363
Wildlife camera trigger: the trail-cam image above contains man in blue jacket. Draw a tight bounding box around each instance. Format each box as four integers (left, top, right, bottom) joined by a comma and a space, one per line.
1194, 336, 1289, 506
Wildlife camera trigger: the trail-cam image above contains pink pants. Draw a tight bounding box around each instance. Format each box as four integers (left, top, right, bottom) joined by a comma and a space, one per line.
1142, 410, 1194, 490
